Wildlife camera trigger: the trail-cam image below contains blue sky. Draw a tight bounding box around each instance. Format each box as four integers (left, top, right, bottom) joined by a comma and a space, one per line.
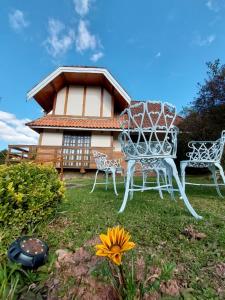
0, 0, 225, 149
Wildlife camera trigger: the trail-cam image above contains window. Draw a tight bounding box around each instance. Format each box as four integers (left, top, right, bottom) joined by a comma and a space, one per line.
63, 133, 91, 167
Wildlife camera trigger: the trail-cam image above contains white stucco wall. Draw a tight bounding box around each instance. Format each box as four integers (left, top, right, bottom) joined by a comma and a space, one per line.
91, 132, 111, 147
41, 131, 63, 146
85, 87, 101, 116
113, 133, 121, 151
67, 86, 83, 115
102, 88, 112, 117
55, 87, 66, 115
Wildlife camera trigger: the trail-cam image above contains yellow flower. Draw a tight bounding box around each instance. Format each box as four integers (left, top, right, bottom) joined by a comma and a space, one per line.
95, 226, 135, 265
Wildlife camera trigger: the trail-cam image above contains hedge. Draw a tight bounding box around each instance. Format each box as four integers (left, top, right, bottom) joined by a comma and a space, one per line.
0, 163, 65, 229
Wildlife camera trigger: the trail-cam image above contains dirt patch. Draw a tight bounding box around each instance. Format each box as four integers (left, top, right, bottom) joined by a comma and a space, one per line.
182, 225, 206, 240
46, 240, 183, 299
47, 217, 74, 233
46, 242, 118, 300
65, 183, 88, 189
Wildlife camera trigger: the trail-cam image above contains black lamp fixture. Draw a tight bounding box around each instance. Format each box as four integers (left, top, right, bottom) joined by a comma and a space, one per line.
8, 236, 49, 269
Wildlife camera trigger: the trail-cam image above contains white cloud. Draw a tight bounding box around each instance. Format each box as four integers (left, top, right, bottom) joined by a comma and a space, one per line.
76, 20, 97, 52
206, 0, 220, 12
44, 18, 75, 58
0, 111, 38, 144
9, 9, 29, 31
73, 0, 91, 16
90, 51, 104, 62
194, 34, 216, 46
155, 52, 161, 58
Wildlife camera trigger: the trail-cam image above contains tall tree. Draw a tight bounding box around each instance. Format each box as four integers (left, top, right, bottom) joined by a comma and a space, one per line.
178, 59, 225, 162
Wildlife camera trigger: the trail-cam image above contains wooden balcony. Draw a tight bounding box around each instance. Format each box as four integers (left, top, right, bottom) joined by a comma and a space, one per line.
6, 144, 115, 172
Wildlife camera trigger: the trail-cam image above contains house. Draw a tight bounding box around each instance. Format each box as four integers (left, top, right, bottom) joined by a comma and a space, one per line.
7, 66, 132, 172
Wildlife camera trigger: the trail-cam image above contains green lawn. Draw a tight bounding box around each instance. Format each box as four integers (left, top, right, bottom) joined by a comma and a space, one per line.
35, 175, 225, 299
1, 175, 225, 299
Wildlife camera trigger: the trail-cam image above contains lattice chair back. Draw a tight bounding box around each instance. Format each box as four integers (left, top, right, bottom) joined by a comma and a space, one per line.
119, 101, 179, 159
187, 130, 225, 162
92, 151, 108, 171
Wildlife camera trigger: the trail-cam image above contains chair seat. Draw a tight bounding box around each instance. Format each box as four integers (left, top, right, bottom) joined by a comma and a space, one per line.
124, 141, 173, 158
181, 160, 217, 168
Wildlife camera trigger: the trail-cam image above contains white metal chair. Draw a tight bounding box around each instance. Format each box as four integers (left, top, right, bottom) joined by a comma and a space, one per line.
119, 101, 202, 219
90, 151, 123, 196
180, 131, 225, 196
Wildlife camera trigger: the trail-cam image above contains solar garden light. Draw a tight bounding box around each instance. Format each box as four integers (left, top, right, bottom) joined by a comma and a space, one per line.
8, 236, 48, 269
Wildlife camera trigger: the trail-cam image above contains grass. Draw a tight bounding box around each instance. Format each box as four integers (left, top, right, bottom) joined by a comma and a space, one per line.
1, 175, 225, 299
38, 174, 225, 299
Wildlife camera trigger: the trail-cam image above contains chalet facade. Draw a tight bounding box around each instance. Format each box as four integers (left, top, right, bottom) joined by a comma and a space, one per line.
7, 66, 132, 171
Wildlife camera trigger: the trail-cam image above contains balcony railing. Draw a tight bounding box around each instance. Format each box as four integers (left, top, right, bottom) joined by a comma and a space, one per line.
6, 145, 114, 172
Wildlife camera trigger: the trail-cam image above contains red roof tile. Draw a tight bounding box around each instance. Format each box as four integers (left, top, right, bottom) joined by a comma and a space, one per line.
27, 116, 121, 129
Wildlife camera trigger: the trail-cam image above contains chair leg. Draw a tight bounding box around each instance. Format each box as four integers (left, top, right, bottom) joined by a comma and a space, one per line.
105, 172, 109, 191
208, 165, 223, 198
119, 160, 135, 213
156, 169, 163, 199
130, 173, 134, 200
167, 166, 175, 201
180, 161, 188, 192
215, 162, 225, 185
141, 171, 147, 192
165, 158, 202, 220
111, 168, 118, 196
90, 170, 99, 193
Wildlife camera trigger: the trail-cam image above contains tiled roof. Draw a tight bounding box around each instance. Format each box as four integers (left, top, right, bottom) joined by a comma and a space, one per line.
27, 101, 183, 130
27, 114, 183, 130
27, 116, 121, 129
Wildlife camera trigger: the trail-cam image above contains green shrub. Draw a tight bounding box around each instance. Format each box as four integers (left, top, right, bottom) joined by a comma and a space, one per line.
0, 163, 65, 230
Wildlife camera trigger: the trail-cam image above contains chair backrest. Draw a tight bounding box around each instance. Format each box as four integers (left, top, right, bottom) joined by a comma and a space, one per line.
119, 101, 179, 159
187, 130, 225, 162
92, 151, 108, 170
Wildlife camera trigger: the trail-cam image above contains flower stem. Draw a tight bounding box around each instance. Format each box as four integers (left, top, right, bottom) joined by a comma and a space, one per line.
118, 265, 127, 290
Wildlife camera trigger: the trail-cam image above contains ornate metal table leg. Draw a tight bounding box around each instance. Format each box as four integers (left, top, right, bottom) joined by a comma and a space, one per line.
165, 158, 202, 220
119, 159, 135, 213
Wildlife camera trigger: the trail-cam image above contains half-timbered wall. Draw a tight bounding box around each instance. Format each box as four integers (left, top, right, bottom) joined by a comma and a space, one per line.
40, 130, 112, 148
113, 132, 121, 151
67, 86, 83, 115
91, 132, 112, 147
53, 85, 113, 117
54, 87, 67, 115
41, 130, 63, 146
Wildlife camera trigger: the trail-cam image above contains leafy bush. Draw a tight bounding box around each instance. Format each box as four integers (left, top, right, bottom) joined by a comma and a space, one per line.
0, 163, 65, 230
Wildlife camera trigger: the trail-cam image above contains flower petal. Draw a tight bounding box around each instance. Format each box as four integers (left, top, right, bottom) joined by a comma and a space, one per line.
99, 234, 111, 248
96, 249, 109, 257
111, 253, 122, 265
121, 242, 135, 252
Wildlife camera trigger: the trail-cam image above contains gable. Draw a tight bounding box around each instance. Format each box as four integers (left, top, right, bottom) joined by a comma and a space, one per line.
27, 66, 131, 113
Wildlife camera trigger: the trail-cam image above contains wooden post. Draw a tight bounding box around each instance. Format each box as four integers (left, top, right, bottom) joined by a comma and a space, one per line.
60, 148, 64, 180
